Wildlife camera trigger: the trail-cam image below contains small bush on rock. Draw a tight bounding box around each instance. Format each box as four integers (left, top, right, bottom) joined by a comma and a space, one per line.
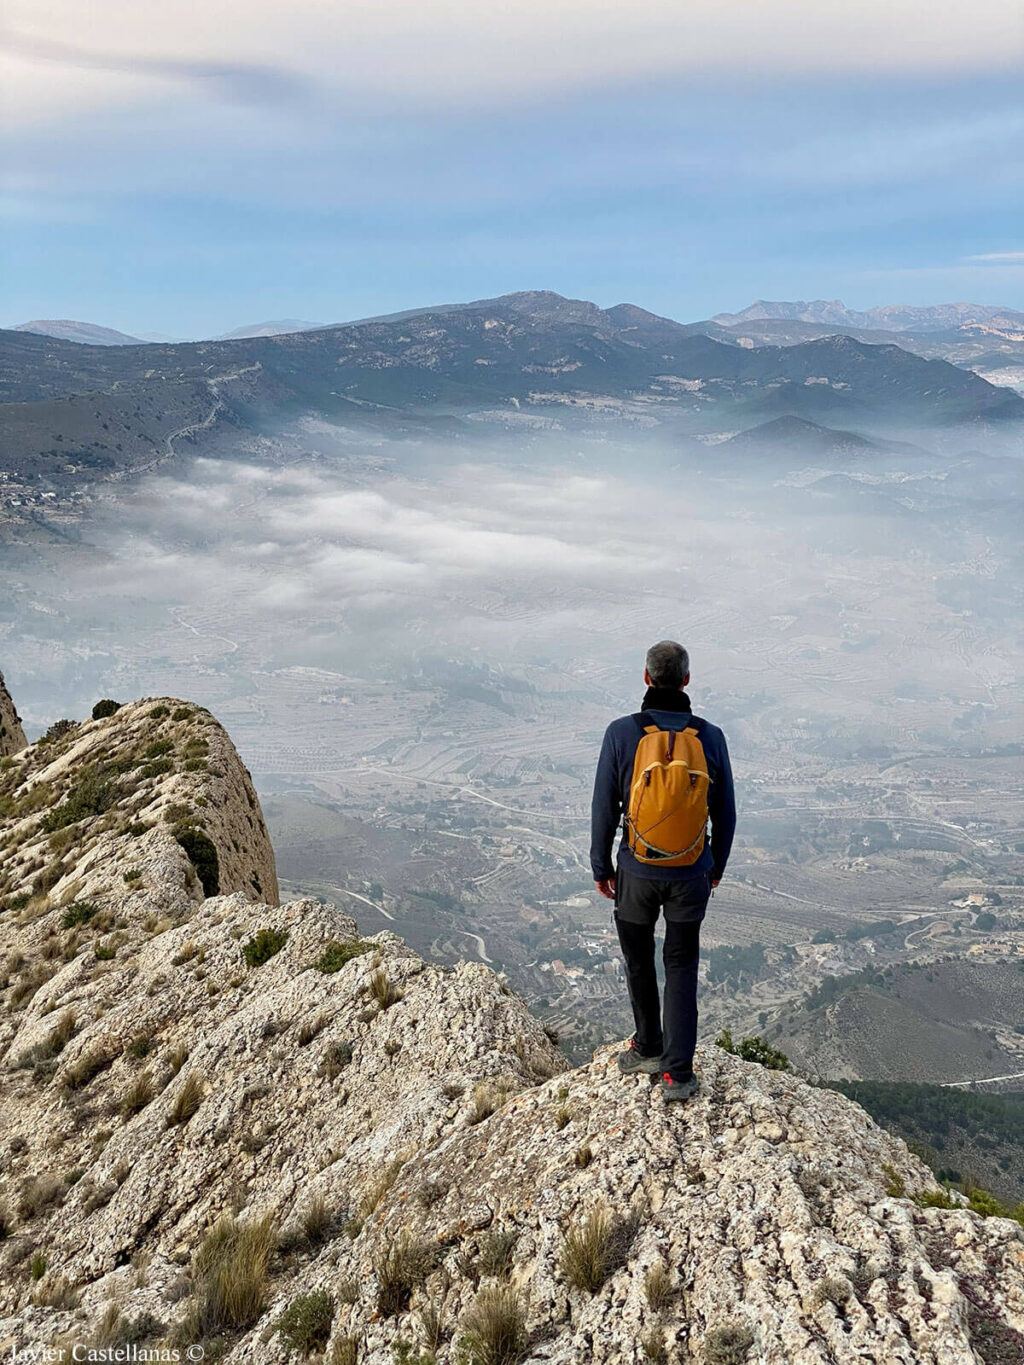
242, 928, 288, 968
644, 1259, 672, 1311
43, 768, 115, 832
121, 1070, 155, 1118
316, 939, 372, 973
91, 700, 121, 720
276, 1290, 335, 1355
174, 826, 220, 896
715, 1029, 789, 1071
703, 1322, 755, 1364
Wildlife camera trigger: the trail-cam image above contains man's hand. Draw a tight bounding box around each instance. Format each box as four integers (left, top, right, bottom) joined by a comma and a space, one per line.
594, 877, 616, 900
711, 877, 721, 889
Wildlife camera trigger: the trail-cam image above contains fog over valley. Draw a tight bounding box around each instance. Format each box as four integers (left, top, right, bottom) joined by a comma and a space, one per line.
3, 409, 1021, 1075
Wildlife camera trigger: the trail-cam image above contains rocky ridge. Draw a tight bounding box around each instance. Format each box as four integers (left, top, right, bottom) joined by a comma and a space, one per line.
0, 670, 26, 757
1, 685, 1022, 1364
0, 694, 278, 1070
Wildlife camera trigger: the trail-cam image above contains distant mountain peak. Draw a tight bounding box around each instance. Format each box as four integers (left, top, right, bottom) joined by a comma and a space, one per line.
13, 319, 143, 346
216, 319, 322, 340
714, 299, 1024, 335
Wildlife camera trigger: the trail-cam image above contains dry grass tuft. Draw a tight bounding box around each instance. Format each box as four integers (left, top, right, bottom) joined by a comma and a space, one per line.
644, 1258, 672, 1311
559, 1203, 640, 1293
188, 1212, 277, 1334
374, 1232, 437, 1316
120, 1069, 155, 1118
167, 1072, 204, 1125
367, 968, 403, 1010
457, 1285, 528, 1365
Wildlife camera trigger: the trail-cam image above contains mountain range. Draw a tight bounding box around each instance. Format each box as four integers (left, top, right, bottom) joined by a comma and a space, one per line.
3, 290, 1022, 507
712, 299, 1024, 334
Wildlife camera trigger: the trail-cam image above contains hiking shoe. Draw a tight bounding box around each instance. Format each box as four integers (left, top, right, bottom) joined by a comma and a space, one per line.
660, 1071, 699, 1103
616, 1039, 662, 1076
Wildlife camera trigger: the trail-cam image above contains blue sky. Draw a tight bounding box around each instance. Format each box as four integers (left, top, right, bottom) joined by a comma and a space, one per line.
2, 1, 1023, 337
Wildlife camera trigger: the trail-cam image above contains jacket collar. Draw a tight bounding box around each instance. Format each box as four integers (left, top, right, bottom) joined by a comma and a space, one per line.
640, 686, 692, 713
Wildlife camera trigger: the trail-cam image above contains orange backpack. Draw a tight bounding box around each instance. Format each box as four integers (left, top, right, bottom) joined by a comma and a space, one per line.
623, 719, 710, 867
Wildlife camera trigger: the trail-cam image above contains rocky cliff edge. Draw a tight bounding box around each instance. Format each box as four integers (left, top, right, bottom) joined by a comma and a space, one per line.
0, 688, 1021, 1365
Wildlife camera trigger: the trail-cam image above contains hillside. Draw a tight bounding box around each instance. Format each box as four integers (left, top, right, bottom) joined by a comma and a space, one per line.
832, 1081, 1024, 1208
770, 958, 1024, 1085
1, 678, 1023, 1362
2, 292, 1022, 510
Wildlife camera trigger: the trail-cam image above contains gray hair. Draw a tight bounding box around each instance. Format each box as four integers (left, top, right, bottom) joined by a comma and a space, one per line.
645, 640, 689, 688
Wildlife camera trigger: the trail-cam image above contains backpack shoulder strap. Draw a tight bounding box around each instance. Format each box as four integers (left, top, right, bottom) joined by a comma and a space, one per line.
632, 713, 661, 735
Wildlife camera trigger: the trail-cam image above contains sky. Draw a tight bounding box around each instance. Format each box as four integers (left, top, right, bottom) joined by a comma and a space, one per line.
2, 0, 1023, 337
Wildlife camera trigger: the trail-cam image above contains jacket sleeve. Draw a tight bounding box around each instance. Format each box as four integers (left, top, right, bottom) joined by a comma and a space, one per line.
708, 731, 736, 881
590, 725, 621, 881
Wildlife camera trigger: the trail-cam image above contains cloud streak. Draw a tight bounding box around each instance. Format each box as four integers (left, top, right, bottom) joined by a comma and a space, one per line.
4, 0, 1023, 128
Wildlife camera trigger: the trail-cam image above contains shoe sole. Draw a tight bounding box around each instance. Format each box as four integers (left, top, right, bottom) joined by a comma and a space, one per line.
661, 1080, 699, 1102
617, 1056, 662, 1076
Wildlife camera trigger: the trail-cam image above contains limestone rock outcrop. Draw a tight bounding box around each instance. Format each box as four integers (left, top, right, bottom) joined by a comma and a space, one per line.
1, 693, 1022, 1365
0, 669, 26, 757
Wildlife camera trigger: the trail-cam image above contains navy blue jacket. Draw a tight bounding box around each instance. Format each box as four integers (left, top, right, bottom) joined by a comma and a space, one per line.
590, 702, 736, 883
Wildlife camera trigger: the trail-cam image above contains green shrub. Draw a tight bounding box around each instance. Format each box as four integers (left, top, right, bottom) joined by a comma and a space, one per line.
323, 1042, 353, 1080
243, 928, 288, 968
40, 720, 77, 745
475, 1230, 517, 1279
881, 1163, 906, 1198
62, 900, 99, 929
315, 938, 372, 973
148, 706, 170, 720
30, 1252, 47, 1280
174, 826, 220, 896
276, 1289, 335, 1354
141, 759, 173, 779
94, 940, 117, 961
43, 769, 116, 832
172, 707, 192, 722
91, 700, 121, 720
715, 1029, 789, 1071
144, 739, 174, 760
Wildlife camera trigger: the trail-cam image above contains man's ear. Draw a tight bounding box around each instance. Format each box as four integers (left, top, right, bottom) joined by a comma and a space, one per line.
643, 668, 652, 685
682, 673, 691, 688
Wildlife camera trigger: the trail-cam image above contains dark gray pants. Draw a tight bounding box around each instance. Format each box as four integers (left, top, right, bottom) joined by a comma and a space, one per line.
614, 868, 710, 1079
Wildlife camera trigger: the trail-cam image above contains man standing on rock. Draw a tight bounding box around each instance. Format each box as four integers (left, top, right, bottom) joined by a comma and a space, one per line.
591, 641, 735, 1102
